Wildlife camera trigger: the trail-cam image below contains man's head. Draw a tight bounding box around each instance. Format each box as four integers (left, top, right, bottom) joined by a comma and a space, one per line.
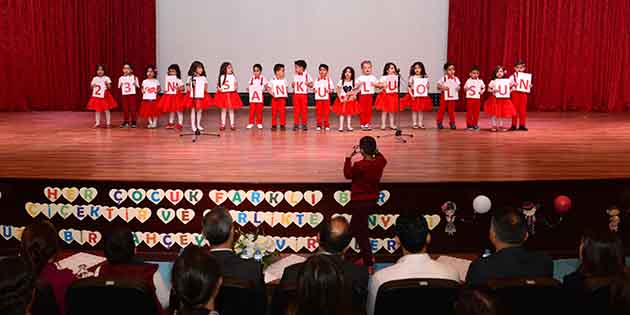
359, 136, 377, 157
318, 217, 352, 254
394, 214, 430, 254
490, 207, 528, 249
202, 207, 234, 248
104, 226, 135, 264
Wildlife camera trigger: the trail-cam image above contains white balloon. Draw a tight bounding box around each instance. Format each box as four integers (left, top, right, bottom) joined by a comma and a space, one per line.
473, 195, 492, 214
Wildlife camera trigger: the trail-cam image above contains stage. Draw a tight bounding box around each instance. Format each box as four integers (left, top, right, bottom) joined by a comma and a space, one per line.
1, 111, 630, 183
1, 110, 629, 259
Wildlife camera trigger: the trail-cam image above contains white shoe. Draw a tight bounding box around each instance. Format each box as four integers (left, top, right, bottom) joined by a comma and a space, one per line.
197, 125, 204, 131
257, 124, 263, 129
338, 127, 344, 132
325, 127, 330, 131
316, 127, 322, 131
246, 124, 254, 129
192, 126, 198, 132
347, 126, 354, 131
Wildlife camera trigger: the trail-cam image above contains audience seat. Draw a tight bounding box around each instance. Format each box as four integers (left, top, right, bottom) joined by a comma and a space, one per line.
216, 277, 264, 315
65, 278, 157, 315
31, 278, 60, 315
374, 278, 460, 315
270, 281, 297, 315
485, 277, 564, 315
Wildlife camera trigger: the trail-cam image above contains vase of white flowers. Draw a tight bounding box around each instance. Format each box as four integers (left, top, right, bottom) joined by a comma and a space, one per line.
234, 229, 277, 269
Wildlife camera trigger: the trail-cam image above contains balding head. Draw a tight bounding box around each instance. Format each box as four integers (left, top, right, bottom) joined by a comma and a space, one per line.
319, 217, 352, 254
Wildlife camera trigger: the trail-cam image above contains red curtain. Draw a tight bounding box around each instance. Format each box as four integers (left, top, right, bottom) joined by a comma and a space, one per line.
447, 0, 630, 112
1, 0, 156, 111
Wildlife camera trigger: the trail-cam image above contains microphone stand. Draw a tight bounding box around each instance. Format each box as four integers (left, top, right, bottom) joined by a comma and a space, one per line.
180, 77, 220, 142
378, 71, 413, 143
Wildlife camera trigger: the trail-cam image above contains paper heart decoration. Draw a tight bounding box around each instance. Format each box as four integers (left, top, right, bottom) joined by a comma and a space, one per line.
135, 208, 152, 223
248, 211, 265, 227
79, 187, 98, 203
25, 202, 42, 218
232, 211, 248, 226
102, 207, 118, 222
72, 205, 89, 221
57, 204, 75, 219
273, 237, 289, 252
117, 207, 136, 223
157, 208, 176, 224
165, 189, 184, 205
424, 214, 441, 230
143, 232, 161, 248
278, 212, 294, 228
173, 233, 193, 248
246, 190, 265, 206
307, 212, 325, 228
304, 190, 323, 207
377, 214, 398, 230
128, 188, 147, 204
86, 205, 102, 220
146, 189, 165, 205
348, 238, 359, 252
1, 226, 13, 240
58, 229, 73, 244
184, 189, 203, 205
370, 238, 384, 253
293, 212, 308, 228
73, 229, 86, 245
208, 190, 228, 205
261, 212, 276, 227
44, 187, 62, 202
382, 238, 399, 253
286, 237, 301, 252
203, 209, 212, 218
42, 203, 58, 219
109, 189, 128, 205
132, 231, 144, 246
160, 233, 176, 249
13, 227, 25, 241
284, 191, 303, 207
377, 190, 391, 206
191, 233, 207, 247
62, 187, 79, 203
333, 191, 351, 207
264, 191, 284, 207
301, 236, 319, 252
85, 231, 102, 247
227, 190, 247, 206
176, 208, 195, 224
332, 213, 352, 223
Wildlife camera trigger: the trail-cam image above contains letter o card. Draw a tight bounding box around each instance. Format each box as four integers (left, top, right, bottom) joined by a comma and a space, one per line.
412, 78, 428, 97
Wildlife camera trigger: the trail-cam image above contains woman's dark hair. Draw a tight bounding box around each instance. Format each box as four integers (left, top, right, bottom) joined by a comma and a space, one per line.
340, 66, 355, 88
169, 247, 222, 315
319, 64, 329, 71
273, 63, 285, 74
455, 288, 497, 315
253, 63, 262, 72
168, 64, 182, 79
471, 65, 481, 72
491, 65, 505, 80
187, 61, 206, 77
287, 255, 350, 315
294, 60, 307, 70
0, 256, 35, 315
443, 62, 454, 72
382, 62, 398, 76
359, 136, 377, 156
20, 220, 59, 275
95, 64, 107, 74
104, 226, 135, 264
145, 64, 157, 78
579, 229, 625, 277
409, 61, 427, 77
123, 62, 133, 69
218, 62, 231, 87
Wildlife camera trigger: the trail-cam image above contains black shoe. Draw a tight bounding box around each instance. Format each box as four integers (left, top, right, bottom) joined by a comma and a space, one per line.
302, 125, 308, 131
509, 126, 517, 131
119, 122, 129, 128
271, 125, 277, 130
293, 125, 299, 131
518, 126, 528, 131
450, 123, 457, 130
280, 125, 286, 131
437, 123, 444, 129
131, 122, 137, 128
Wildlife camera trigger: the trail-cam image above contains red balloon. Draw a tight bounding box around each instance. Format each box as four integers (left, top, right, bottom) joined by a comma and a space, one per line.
554, 195, 572, 215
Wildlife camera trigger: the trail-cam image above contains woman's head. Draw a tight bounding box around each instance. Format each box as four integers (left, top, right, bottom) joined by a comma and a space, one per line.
443, 62, 455, 76
145, 64, 156, 79
0, 256, 35, 315
20, 220, 59, 275
359, 136, 378, 157
383, 62, 398, 76
95, 64, 106, 76
492, 66, 505, 80
122, 62, 133, 75
168, 64, 182, 78
288, 255, 349, 315
341, 66, 355, 82
410, 62, 426, 77
579, 228, 625, 277
188, 61, 206, 77
170, 247, 222, 315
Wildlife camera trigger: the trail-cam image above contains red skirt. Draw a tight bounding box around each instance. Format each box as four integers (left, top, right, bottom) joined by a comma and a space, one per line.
484, 96, 516, 118
375, 92, 400, 112
87, 90, 118, 112
400, 94, 433, 112
139, 99, 161, 118
214, 91, 243, 109
332, 98, 359, 116
159, 93, 186, 113
181, 93, 214, 110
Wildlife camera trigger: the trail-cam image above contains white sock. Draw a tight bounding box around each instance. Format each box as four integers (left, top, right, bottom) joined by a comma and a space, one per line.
229, 109, 235, 126
105, 110, 111, 125
347, 116, 352, 129
191, 110, 197, 130
418, 112, 424, 125
491, 116, 497, 127
381, 112, 387, 127
177, 112, 183, 125
169, 113, 175, 124
339, 116, 344, 129
95, 112, 101, 125
498, 118, 503, 128
221, 109, 227, 126
196, 110, 203, 128
412, 112, 418, 125
389, 113, 395, 127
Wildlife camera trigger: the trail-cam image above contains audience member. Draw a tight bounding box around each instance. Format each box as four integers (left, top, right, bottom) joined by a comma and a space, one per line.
276, 216, 368, 314
563, 228, 626, 292
455, 289, 497, 315
287, 254, 352, 315
96, 226, 170, 309
20, 220, 76, 315
609, 276, 630, 315
0, 257, 35, 315
465, 208, 553, 286
202, 207, 266, 313
169, 247, 222, 315
367, 214, 459, 315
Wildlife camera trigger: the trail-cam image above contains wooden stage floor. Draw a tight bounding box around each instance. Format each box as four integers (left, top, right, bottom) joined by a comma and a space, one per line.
0, 111, 629, 184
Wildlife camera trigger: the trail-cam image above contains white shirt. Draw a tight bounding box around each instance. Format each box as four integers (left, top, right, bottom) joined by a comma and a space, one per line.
248, 75, 269, 88
357, 74, 378, 94
187, 76, 208, 97
91, 76, 112, 87
367, 253, 460, 315
118, 75, 139, 95
142, 79, 160, 100
293, 72, 312, 94
336, 79, 355, 96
